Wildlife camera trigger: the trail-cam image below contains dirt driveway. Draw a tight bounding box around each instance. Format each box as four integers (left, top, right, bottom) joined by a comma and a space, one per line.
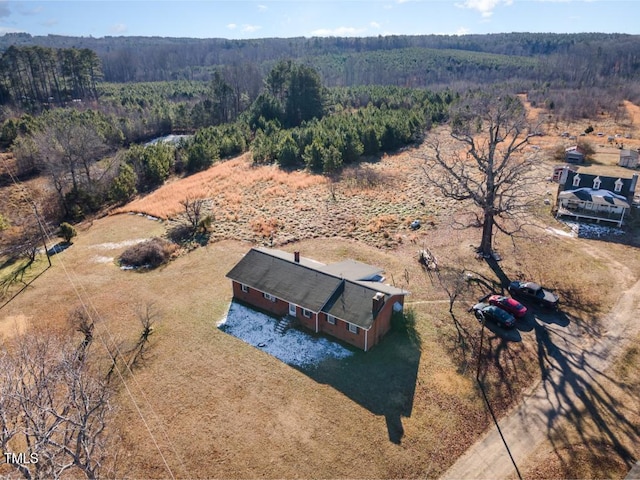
441, 240, 640, 479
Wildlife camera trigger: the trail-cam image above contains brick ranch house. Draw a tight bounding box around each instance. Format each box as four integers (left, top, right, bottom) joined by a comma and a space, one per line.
226, 247, 408, 352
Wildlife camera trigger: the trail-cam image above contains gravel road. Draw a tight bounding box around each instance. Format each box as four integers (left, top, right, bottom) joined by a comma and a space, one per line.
441, 241, 640, 480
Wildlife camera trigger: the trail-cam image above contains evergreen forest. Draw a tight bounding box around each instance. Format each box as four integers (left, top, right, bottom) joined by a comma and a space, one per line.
0, 31, 638, 227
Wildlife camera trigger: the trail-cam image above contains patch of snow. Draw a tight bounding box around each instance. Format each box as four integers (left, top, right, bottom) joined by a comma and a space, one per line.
120, 264, 150, 270
90, 238, 149, 250
218, 302, 354, 368
138, 213, 161, 221
546, 227, 576, 238
93, 256, 114, 264
560, 221, 625, 239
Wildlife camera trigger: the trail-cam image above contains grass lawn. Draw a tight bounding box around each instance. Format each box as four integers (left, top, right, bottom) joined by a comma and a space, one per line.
1, 109, 639, 478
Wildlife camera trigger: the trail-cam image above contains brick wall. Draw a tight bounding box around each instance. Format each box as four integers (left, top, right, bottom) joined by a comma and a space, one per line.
232, 281, 288, 317
232, 281, 404, 352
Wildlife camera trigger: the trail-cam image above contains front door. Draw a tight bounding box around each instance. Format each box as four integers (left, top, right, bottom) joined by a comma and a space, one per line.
289, 303, 297, 316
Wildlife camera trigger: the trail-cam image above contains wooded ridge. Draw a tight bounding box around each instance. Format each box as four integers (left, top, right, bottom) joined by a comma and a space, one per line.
1, 32, 638, 84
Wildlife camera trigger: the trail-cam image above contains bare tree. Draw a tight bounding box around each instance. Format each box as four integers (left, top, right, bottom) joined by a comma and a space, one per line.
179, 197, 212, 235
420, 90, 540, 257
127, 303, 160, 369
0, 331, 118, 480
436, 265, 469, 313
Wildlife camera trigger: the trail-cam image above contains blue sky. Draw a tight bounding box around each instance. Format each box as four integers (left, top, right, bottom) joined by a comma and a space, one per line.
1, 0, 638, 39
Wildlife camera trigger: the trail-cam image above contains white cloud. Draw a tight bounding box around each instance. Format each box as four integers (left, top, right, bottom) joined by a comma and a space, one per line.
370, 21, 381, 29
311, 26, 366, 37
110, 23, 127, 34
455, 0, 513, 18
227, 23, 237, 30
258, 4, 268, 11
0, 26, 22, 34
434, 26, 472, 36
242, 24, 262, 33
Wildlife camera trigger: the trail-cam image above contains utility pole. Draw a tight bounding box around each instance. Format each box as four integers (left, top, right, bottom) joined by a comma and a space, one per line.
475, 313, 522, 480
32, 203, 51, 267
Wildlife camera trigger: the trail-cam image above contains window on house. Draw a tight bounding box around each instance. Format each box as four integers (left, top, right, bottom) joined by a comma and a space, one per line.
348, 323, 358, 334
593, 177, 601, 190
303, 309, 312, 318
614, 179, 624, 193
572, 174, 581, 187
327, 315, 336, 325
241, 284, 249, 293
264, 292, 276, 302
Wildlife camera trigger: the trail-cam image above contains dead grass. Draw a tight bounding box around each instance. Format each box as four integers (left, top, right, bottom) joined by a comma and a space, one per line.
515, 332, 640, 480
114, 153, 327, 221
112, 149, 464, 249
1, 101, 639, 478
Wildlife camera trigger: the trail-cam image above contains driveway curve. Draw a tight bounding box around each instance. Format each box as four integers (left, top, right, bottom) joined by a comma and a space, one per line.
441, 241, 640, 480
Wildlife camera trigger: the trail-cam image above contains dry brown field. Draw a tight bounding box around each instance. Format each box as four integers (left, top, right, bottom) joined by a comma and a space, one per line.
0, 101, 639, 479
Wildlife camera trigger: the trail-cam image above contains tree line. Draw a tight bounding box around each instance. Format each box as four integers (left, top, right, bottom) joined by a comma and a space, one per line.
0, 45, 102, 109
1, 32, 639, 88
4, 60, 449, 224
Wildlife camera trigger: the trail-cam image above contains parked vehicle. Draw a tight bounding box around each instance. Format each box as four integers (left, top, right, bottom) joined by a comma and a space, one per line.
508, 281, 559, 309
470, 302, 515, 328
487, 294, 528, 318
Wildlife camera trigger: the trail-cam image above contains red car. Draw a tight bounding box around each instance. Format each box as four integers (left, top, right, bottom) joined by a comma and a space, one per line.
488, 295, 528, 318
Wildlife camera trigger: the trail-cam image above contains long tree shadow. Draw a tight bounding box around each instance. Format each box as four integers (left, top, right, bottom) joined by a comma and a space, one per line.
296, 309, 421, 444
0, 258, 51, 310
532, 319, 638, 474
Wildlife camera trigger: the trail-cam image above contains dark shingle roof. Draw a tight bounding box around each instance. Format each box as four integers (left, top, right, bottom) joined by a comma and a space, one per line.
226, 249, 341, 312
564, 171, 634, 196
322, 281, 388, 329
226, 248, 407, 329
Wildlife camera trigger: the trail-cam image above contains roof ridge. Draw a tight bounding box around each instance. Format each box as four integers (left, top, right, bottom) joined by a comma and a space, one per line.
251, 247, 344, 282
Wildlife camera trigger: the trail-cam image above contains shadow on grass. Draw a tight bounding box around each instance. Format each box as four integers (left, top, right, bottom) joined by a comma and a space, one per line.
531, 317, 638, 475
296, 309, 421, 444
0, 262, 51, 310
47, 241, 71, 256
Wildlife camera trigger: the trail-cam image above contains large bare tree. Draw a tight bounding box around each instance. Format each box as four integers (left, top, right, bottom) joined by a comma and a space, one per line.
420, 90, 539, 257
0, 330, 118, 479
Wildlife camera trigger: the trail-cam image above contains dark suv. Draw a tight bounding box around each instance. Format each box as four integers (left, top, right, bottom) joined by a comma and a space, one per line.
471, 302, 515, 328
508, 281, 559, 309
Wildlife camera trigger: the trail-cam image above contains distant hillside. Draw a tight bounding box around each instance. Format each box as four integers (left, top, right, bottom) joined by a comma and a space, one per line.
1, 32, 638, 86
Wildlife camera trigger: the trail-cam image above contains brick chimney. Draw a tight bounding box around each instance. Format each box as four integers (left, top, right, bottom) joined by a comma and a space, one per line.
372, 292, 385, 316
629, 173, 638, 204
294, 251, 300, 263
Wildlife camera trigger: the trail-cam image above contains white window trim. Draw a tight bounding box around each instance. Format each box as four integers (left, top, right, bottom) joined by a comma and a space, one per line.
241, 284, 249, 293
348, 323, 358, 334
302, 308, 312, 318
593, 176, 602, 190
572, 174, 581, 187
614, 179, 624, 192
264, 292, 277, 302
327, 314, 336, 325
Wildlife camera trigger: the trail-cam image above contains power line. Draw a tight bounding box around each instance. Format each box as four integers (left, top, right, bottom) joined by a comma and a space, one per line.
0, 155, 189, 478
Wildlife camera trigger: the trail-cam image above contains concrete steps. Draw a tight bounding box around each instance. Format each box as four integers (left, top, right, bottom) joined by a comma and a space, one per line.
275, 315, 295, 335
